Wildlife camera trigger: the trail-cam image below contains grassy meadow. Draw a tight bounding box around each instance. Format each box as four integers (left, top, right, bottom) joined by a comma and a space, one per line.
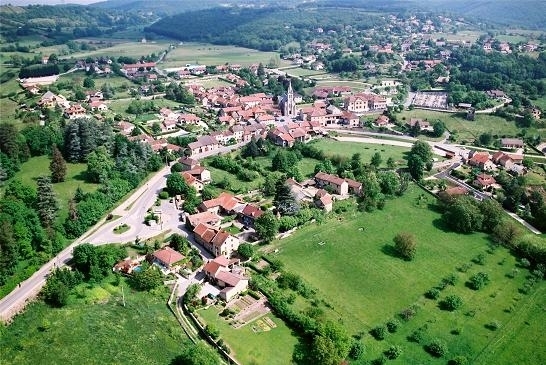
0, 278, 189, 365
161, 43, 287, 68
269, 185, 546, 364
197, 306, 298, 365
8, 156, 99, 223
310, 138, 410, 168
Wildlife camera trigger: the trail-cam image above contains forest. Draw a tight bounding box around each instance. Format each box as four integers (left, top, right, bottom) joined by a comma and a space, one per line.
145, 6, 387, 52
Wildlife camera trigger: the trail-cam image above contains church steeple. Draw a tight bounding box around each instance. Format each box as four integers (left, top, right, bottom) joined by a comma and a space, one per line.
283, 79, 296, 117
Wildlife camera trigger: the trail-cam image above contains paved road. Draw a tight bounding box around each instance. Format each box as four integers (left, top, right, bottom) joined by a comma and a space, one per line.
0, 142, 244, 322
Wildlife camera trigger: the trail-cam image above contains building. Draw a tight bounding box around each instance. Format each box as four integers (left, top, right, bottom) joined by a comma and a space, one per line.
279, 80, 297, 117
500, 138, 524, 149
239, 204, 264, 228
64, 104, 87, 119
473, 173, 496, 190
203, 256, 248, 302
344, 93, 387, 113
199, 192, 244, 215
314, 189, 333, 212
193, 223, 240, 258
315, 172, 349, 195
186, 211, 222, 229
152, 246, 184, 270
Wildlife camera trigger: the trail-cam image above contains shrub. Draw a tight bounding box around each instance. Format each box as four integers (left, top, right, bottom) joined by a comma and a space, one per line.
205, 324, 220, 340
158, 190, 169, 199
451, 327, 462, 335
426, 338, 448, 358
385, 345, 403, 359
485, 320, 501, 331
441, 295, 463, 311
457, 263, 472, 273
349, 340, 365, 360
519, 258, 531, 268
399, 307, 417, 321
386, 318, 401, 333
472, 254, 486, 265
468, 272, 490, 290
372, 355, 387, 365
443, 273, 458, 286
425, 288, 441, 300
370, 325, 387, 340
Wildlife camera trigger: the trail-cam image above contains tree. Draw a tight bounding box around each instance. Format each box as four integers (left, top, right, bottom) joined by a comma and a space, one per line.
166, 173, 190, 196
130, 265, 163, 291
36, 176, 58, 228
393, 232, 417, 260
49, 145, 67, 183
86, 146, 114, 183
274, 181, 299, 216
370, 152, 382, 168
386, 157, 396, 169
443, 196, 484, 233
441, 294, 463, 311
312, 321, 352, 365
432, 120, 446, 137
385, 345, 402, 359
370, 325, 387, 340
171, 343, 221, 365
169, 234, 189, 253
379, 171, 400, 195
407, 141, 433, 180
407, 154, 425, 180
237, 243, 255, 260
83, 77, 95, 89
201, 185, 217, 201
479, 199, 504, 232
254, 210, 278, 242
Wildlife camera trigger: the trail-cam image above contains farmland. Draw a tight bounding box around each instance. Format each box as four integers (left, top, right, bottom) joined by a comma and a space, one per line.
269, 185, 546, 363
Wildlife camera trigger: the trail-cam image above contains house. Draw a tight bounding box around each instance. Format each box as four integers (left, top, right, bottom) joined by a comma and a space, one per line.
346, 178, 363, 196
438, 186, 468, 202
527, 107, 542, 120
314, 189, 333, 212
38, 91, 68, 108
187, 135, 220, 156
181, 172, 204, 192
89, 100, 108, 112
467, 152, 495, 171
407, 118, 433, 132
199, 192, 244, 215
152, 246, 184, 270
315, 172, 349, 195
178, 157, 199, 171
117, 121, 135, 135
500, 138, 524, 149
193, 223, 240, 258
344, 93, 387, 113
203, 256, 248, 302
239, 204, 264, 228
491, 151, 514, 170
473, 173, 496, 190
486, 90, 507, 99
113, 258, 140, 274
374, 114, 390, 127
122, 62, 156, 75
185, 166, 211, 183
186, 211, 222, 229
64, 104, 87, 119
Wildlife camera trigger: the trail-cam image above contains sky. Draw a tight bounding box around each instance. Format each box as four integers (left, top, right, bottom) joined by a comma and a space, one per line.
4, 0, 99, 5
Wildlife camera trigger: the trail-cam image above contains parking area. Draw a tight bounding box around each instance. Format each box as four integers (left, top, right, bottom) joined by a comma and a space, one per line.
412, 91, 448, 109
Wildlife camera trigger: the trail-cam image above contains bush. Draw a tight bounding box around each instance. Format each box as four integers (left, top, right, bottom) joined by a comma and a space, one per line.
158, 191, 169, 199
370, 325, 387, 340
386, 319, 400, 333
399, 307, 416, 321
443, 273, 458, 286
372, 355, 387, 365
385, 345, 402, 359
485, 320, 501, 331
407, 327, 426, 343
425, 288, 441, 300
426, 338, 448, 358
441, 295, 463, 311
205, 324, 220, 340
468, 272, 490, 290
472, 253, 486, 265
349, 340, 365, 360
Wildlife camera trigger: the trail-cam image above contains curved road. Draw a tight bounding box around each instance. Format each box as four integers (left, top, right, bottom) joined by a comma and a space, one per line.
0, 142, 245, 323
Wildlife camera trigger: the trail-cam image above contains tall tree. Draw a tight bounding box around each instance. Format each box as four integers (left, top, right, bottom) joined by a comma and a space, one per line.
0, 221, 18, 285
36, 176, 59, 229
274, 181, 299, 216
64, 122, 81, 162
370, 152, 382, 168
49, 146, 67, 183
254, 210, 279, 242
0, 123, 20, 160
171, 343, 221, 365
86, 146, 114, 184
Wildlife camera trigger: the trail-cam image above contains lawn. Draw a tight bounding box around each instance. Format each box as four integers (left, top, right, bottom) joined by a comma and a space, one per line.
310, 138, 410, 167
161, 43, 284, 68
270, 185, 546, 363
399, 109, 546, 140
8, 156, 99, 223
283, 67, 327, 78
58, 42, 170, 60
0, 278, 190, 365
197, 306, 298, 365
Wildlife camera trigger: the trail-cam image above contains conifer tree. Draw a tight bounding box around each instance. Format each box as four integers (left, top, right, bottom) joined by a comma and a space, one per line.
36, 176, 59, 228
49, 145, 67, 183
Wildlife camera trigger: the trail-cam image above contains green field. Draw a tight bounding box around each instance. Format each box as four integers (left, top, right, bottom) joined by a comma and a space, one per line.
57, 42, 169, 61
197, 306, 298, 365
161, 43, 286, 68
0, 278, 189, 365
310, 138, 410, 167
270, 185, 546, 363
283, 67, 327, 78
400, 109, 546, 140
8, 156, 99, 222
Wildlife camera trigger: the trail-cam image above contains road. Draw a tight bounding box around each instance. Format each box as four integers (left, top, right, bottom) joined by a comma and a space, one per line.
0, 142, 245, 323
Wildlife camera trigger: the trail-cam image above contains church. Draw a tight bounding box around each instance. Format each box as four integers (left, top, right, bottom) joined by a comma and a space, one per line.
279, 80, 297, 117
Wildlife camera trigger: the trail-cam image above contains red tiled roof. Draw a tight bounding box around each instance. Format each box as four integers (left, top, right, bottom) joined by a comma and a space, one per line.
242, 204, 264, 219
153, 246, 184, 266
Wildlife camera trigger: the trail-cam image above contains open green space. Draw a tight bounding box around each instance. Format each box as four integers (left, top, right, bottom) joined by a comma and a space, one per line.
400, 109, 546, 140
8, 155, 99, 222
58, 42, 169, 61
283, 67, 327, 78
0, 278, 189, 365
161, 43, 287, 68
270, 185, 546, 363
310, 138, 410, 167
197, 306, 298, 365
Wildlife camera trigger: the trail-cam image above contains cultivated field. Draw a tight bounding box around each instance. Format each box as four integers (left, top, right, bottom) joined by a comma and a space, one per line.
161, 43, 285, 68
197, 307, 297, 365
271, 185, 546, 363
0, 278, 189, 365
57, 41, 170, 61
